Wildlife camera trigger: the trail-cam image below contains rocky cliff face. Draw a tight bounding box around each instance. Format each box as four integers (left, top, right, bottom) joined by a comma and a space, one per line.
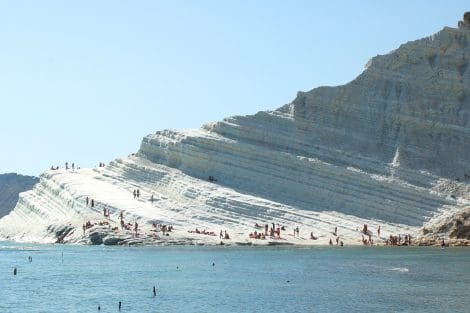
138, 21, 470, 225
0, 173, 38, 218
0, 15, 469, 245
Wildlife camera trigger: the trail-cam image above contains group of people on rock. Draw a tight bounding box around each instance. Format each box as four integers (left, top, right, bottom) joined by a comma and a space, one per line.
293, 226, 300, 238
82, 221, 94, 233
98, 162, 106, 167
118, 211, 135, 234
188, 228, 215, 236
50, 161, 80, 171
132, 189, 159, 203
133, 189, 140, 199
152, 223, 173, 235
220, 230, 230, 239
362, 235, 374, 246
65, 162, 76, 172
250, 223, 287, 240
120, 220, 134, 231
249, 223, 329, 242
360, 224, 375, 245
385, 234, 412, 246
329, 237, 344, 246
329, 226, 343, 246
86, 196, 95, 208
249, 230, 265, 239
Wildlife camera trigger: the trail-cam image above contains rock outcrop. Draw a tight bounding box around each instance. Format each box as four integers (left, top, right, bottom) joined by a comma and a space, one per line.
0, 14, 469, 245
0, 173, 38, 218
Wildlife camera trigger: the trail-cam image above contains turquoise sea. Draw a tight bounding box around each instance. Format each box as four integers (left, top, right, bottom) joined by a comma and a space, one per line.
0, 242, 469, 313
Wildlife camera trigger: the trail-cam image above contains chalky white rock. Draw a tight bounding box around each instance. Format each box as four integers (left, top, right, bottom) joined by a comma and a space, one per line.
1, 17, 469, 245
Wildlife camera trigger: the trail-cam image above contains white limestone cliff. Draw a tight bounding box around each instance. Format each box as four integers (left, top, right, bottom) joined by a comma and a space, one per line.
0, 15, 469, 245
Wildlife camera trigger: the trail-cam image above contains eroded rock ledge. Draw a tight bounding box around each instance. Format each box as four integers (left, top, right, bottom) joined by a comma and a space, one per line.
0, 14, 469, 246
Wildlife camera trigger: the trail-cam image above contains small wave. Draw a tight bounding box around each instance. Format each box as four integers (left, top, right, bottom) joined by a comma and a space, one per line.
391, 267, 409, 272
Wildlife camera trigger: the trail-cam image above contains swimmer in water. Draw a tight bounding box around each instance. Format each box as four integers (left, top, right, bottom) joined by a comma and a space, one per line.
153, 286, 156, 297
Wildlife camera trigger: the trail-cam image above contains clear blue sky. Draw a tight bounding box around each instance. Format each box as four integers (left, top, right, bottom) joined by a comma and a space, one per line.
1, 1, 468, 176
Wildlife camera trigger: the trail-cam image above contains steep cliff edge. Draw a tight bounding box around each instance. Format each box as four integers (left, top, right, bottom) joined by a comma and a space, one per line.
0, 15, 469, 245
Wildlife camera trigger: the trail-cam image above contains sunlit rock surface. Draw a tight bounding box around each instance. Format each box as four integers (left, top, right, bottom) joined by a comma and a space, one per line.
1, 17, 469, 245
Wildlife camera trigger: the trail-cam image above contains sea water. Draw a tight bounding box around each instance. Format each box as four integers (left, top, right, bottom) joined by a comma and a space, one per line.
0, 242, 469, 313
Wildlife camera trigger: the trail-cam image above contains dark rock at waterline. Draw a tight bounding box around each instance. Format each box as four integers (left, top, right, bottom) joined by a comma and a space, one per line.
89, 232, 104, 245
103, 237, 125, 245
54, 225, 74, 243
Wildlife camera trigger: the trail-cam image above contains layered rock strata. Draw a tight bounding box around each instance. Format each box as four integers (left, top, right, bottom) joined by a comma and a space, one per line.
0, 15, 469, 245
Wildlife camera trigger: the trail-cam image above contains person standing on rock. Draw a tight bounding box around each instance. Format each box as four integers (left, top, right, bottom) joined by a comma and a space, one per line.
86, 196, 89, 206
137, 189, 140, 198
377, 225, 381, 237
133, 190, 136, 199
